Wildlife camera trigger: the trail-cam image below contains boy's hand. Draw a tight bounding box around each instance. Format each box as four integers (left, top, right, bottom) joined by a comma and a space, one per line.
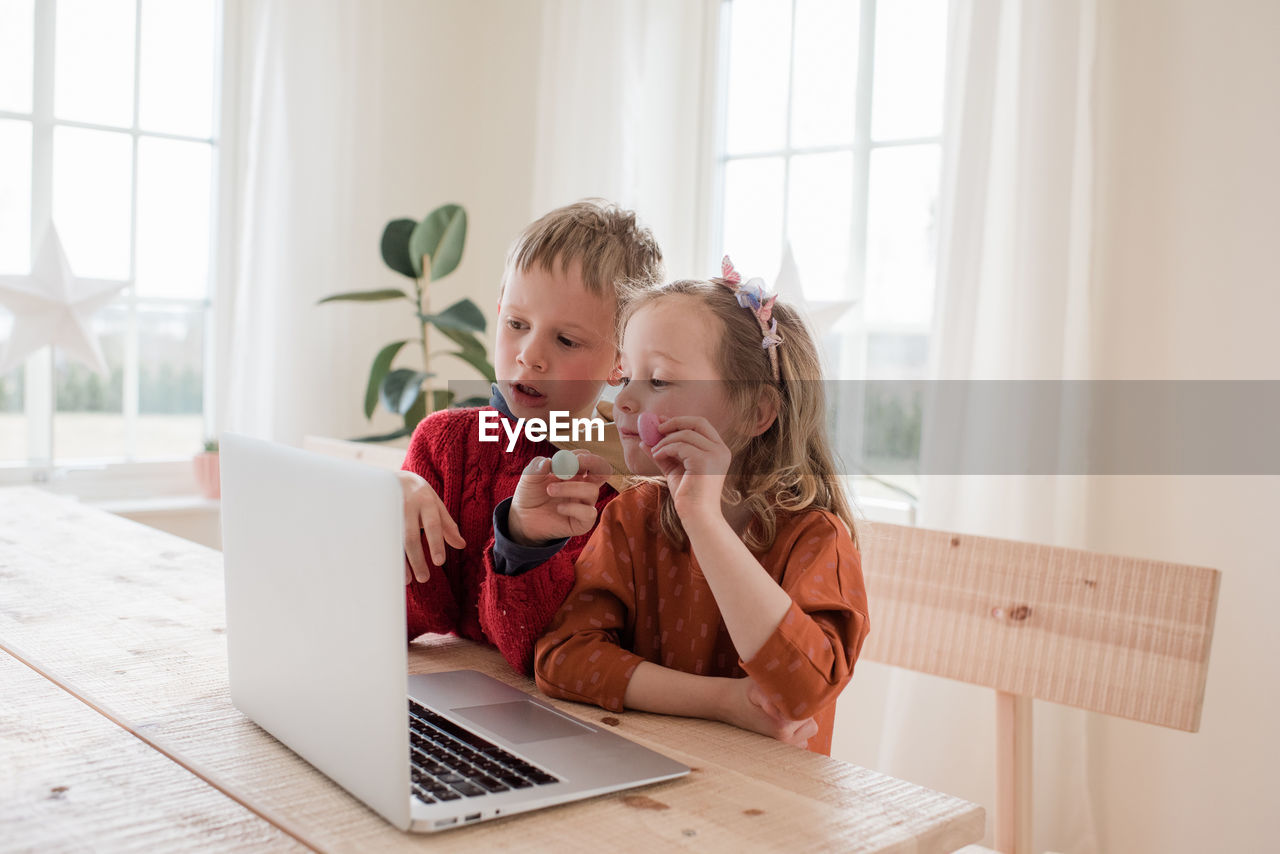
717, 675, 817, 749
508, 450, 612, 546
397, 470, 465, 584
647, 416, 731, 525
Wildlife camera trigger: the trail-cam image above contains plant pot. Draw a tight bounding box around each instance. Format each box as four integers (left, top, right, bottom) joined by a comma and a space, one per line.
193, 451, 220, 499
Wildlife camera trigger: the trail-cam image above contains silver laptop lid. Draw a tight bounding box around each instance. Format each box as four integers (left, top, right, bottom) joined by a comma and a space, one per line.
220, 433, 412, 830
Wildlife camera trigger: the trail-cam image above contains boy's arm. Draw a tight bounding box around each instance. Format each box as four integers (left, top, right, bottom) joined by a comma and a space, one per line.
479, 486, 617, 675
400, 412, 467, 640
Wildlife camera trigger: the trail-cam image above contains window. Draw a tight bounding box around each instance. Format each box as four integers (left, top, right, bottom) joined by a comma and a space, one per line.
711, 0, 949, 507
0, 0, 223, 474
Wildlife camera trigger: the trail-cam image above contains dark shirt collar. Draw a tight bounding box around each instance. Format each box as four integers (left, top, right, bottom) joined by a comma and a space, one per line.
488, 383, 516, 420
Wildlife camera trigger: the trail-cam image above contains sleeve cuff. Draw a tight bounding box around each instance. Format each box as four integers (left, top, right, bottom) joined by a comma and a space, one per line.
491, 497, 569, 576
739, 602, 826, 719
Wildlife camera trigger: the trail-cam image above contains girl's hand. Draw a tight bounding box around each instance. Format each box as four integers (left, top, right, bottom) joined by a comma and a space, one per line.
509, 451, 613, 546
716, 675, 818, 749
647, 415, 731, 524
397, 470, 465, 584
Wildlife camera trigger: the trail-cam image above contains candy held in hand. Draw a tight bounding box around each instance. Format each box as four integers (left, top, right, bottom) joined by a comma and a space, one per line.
638, 412, 662, 447
551, 449, 580, 480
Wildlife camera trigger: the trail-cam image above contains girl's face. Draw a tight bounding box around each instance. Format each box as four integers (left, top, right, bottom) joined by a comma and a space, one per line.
614, 297, 742, 476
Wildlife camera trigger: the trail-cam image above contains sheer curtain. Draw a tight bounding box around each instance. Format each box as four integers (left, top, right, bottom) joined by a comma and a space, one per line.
218, 1, 416, 444
530, 0, 718, 278
871, 0, 1100, 851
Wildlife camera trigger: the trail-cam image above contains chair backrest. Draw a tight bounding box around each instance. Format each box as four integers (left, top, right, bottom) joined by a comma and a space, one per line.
858, 521, 1219, 731
856, 521, 1220, 854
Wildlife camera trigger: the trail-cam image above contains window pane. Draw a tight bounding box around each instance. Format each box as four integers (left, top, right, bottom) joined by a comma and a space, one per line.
53, 305, 126, 461
722, 157, 785, 283
0, 0, 34, 113
0, 314, 25, 462
139, 0, 217, 138
55, 0, 137, 128
724, 0, 792, 155
0, 119, 32, 274
864, 144, 940, 326
136, 138, 212, 298
53, 126, 132, 280
137, 306, 203, 457
871, 0, 949, 140
786, 151, 853, 300
790, 0, 859, 148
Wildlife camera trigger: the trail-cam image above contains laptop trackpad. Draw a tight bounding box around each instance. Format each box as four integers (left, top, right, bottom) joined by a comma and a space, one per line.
452, 700, 593, 744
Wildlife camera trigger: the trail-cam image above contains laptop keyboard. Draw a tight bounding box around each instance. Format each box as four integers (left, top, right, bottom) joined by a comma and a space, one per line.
408, 699, 560, 804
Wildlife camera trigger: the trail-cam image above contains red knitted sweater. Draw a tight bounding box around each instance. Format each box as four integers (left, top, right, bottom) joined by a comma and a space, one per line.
400, 405, 618, 674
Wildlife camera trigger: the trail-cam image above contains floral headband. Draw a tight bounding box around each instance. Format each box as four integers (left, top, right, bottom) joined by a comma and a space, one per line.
715, 255, 783, 381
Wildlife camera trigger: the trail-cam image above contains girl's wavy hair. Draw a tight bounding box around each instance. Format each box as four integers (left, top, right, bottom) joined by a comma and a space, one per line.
619, 279, 859, 552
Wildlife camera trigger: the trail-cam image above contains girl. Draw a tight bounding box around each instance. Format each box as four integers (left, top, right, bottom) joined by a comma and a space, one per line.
533, 258, 869, 755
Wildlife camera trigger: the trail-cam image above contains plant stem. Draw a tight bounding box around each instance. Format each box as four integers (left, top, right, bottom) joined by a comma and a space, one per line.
415, 276, 432, 407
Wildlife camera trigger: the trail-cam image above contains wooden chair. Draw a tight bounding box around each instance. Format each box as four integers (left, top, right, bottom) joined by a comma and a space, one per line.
857, 522, 1221, 854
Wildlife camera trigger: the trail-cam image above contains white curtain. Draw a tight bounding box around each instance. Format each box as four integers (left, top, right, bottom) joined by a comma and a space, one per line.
219, 1, 417, 444
872, 0, 1100, 851
530, 0, 718, 279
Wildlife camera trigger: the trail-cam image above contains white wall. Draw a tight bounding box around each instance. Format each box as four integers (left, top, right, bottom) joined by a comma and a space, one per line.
1087, 1, 1280, 851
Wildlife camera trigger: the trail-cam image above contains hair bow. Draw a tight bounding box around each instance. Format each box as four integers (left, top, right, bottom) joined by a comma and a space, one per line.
718, 255, 783, 378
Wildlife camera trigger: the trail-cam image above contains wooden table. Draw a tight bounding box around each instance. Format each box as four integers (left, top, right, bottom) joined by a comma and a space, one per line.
0, 487, 984, 852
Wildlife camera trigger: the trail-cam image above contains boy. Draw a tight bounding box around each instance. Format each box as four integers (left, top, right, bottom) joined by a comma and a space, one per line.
397, 199, 663, 674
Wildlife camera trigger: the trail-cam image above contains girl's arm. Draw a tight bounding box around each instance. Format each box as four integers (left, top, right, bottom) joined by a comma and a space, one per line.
682, 512, 794, 661
624, 661, 819, 748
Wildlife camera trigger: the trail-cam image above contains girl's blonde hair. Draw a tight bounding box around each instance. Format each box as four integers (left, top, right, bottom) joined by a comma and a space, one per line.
620, 279, 858, 552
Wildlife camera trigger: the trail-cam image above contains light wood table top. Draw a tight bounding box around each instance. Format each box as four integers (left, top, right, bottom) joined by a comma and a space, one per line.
0, 487, 984, 852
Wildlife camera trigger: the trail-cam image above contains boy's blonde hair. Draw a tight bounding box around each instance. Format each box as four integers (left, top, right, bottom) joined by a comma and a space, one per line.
503, 199, 664, 307
621, 279, 858, 552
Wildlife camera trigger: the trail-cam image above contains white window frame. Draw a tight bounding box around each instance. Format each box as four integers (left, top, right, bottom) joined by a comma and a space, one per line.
706, 0, 948, 520
0, 0, 238, 501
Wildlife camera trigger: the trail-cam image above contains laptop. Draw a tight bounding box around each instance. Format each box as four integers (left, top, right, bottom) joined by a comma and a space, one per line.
219, 433, 689, 832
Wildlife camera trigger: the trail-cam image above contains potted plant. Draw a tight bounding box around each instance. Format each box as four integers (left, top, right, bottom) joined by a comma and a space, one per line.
194, 438, 219, 499
318, 204, 495, 442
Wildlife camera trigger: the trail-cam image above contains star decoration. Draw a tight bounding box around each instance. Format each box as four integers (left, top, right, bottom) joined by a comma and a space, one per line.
0, 226, 127, 375
772, 241, 856, 340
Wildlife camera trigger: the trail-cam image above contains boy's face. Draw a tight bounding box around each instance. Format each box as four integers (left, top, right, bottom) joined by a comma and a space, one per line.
494, 259, 617, 421
614, 298, 742, 476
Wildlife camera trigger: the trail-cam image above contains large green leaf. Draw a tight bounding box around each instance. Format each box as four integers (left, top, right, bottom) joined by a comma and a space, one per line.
431, 389, 454, 413
403, 391, 428, 432
364, 340, 410, 419
380, 368, 432, 415
424, 298, 486, 333
317, 288, 408, 305
437, 326, 495, 381
380, 218, 418, 279
409, 205, 467, 281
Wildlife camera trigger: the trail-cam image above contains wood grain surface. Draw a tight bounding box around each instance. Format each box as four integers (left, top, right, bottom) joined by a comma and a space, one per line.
0, 487, 984, 852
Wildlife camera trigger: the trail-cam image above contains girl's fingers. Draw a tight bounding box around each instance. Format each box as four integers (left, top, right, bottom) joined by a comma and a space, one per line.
650, 425, 718, 452
441, 509, 466, 549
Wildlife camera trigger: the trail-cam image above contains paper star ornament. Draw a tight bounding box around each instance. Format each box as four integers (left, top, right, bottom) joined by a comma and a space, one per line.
0, 226, 127, 375
772, 241, 856, 339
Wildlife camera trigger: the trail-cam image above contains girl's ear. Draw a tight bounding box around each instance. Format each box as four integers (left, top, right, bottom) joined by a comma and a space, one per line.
751, 394, 780, 437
